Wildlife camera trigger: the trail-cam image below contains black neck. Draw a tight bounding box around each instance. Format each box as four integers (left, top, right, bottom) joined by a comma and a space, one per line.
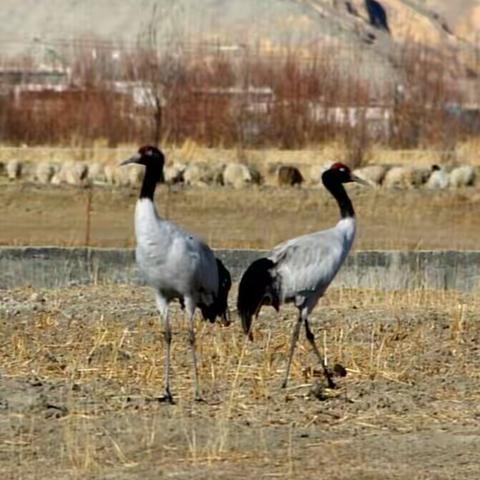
139, 163, 163, 200
322, 172, 355, 218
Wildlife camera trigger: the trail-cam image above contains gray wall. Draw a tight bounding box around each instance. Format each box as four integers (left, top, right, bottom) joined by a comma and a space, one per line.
1, 247, 479, 292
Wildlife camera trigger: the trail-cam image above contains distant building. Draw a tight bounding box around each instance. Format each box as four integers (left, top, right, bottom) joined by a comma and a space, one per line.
0, 68, 68, 95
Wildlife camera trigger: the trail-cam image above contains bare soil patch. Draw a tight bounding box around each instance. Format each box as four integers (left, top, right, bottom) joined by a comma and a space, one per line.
1, 286, 479, 478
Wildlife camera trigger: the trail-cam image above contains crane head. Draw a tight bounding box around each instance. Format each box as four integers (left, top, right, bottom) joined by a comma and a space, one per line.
121, 145, 165, 168
121, 145, 165, 182
327, 162, 369, 186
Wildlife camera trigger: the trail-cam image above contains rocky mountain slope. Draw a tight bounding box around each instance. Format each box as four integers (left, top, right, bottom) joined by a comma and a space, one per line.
0, 0, 477, 52
0, 0, 478, 90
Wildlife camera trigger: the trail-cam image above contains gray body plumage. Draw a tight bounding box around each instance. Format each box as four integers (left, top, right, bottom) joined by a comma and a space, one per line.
269, 217, 356, 310
135, 198, 218, 305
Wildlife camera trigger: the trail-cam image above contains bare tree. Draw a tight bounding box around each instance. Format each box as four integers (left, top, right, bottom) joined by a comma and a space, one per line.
128, 2, 187, 145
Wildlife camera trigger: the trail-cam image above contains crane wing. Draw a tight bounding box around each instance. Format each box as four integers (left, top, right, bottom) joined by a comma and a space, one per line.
177, 232, 219, 298
269, 229, 347, 301
140, 216, 219, 300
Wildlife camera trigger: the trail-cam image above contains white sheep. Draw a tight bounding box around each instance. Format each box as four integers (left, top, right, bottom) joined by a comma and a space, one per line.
383, 165, 435, 189
223, 163, 261, 189
352, 164, 388, 187
183, 163, 223, 187
6, 159, 22, 181
383, 166, 414, 189
426, 165, 449, 190
449, 165, 476, 188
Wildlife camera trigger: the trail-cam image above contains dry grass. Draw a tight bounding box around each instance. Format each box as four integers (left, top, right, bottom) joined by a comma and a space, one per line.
1, 285, 480, 478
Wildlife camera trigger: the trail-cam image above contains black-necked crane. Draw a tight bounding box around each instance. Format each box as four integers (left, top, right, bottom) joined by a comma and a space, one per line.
122, 145, 231, 403
237, 162, 367, 389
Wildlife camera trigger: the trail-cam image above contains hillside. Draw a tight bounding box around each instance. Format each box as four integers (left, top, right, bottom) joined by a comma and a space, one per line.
0, 0, 478, 55
0, 1, 477, 95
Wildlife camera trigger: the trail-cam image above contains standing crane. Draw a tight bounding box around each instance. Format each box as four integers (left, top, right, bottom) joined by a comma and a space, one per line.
237, 163, 367, 388
122, 146, 231, 403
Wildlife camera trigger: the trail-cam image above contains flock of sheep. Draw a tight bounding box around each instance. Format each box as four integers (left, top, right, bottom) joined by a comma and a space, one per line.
1, 157, 477, 190
353, 163, 476, 189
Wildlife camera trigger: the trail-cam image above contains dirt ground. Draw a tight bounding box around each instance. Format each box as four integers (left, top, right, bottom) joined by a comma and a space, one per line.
1, 285, 480, 479
1, 182, 480, 250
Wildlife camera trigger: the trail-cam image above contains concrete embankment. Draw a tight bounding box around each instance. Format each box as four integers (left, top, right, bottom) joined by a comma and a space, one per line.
1, 247, 479, 292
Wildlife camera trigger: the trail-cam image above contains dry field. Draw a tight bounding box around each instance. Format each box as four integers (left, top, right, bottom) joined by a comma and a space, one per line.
2, 154, 480, 478
2, 181, 480, 250
1, 285, 480, 479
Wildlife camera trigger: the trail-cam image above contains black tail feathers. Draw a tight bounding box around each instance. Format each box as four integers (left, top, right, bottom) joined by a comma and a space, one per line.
199, 258, 232, 325
237, 257, 279, 339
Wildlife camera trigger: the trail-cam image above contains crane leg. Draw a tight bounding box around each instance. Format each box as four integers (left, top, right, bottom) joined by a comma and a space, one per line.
155, 293, 174, 404
282, 311, 303, 389
304, 318, 336, 389
185, 298, 203, 402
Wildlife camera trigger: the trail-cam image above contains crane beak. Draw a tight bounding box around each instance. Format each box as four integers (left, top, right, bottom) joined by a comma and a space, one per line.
120, 153, 141, 166
350, 174, 370, 186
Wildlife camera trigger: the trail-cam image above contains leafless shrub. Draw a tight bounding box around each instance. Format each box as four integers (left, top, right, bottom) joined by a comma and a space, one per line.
391, 43, 464, 150
0, 38, 473, 153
